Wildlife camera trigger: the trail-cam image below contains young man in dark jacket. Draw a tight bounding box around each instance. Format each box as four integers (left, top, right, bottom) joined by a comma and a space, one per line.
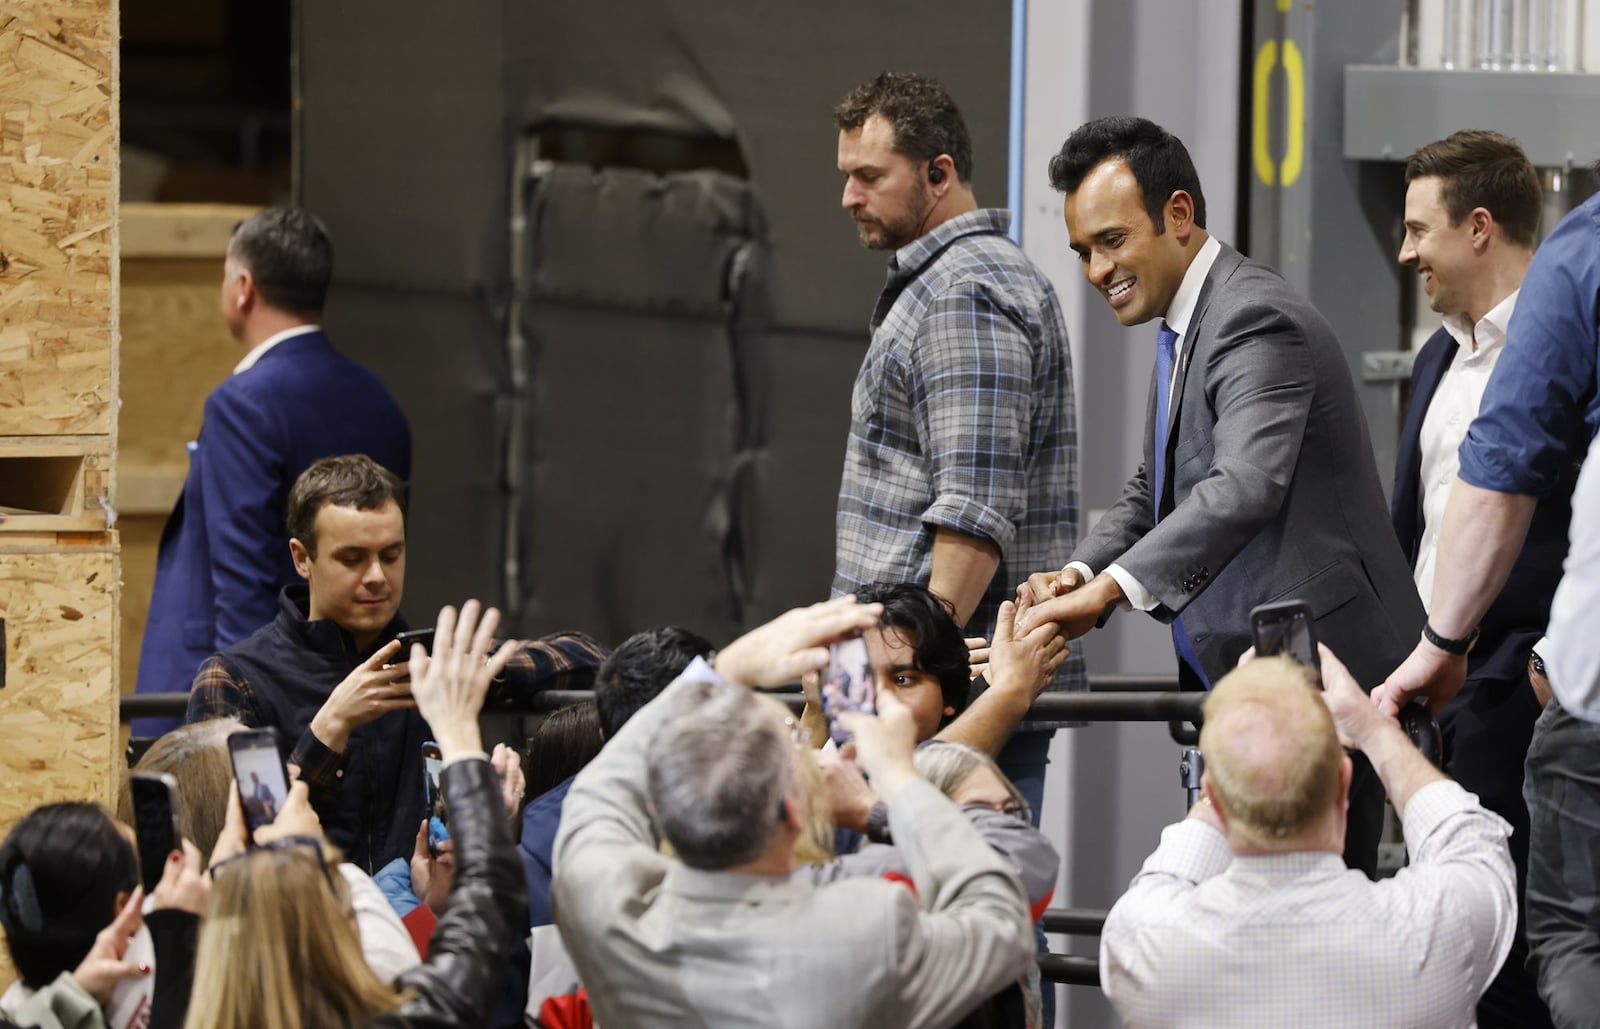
183, 455, 605, 872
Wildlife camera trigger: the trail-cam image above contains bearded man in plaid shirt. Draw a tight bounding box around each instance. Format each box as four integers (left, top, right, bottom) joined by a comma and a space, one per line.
831, 72, 1084, 824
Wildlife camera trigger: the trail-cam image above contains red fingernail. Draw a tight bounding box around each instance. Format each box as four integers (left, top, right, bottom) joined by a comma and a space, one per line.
169, 852, 180, 863
138, 963, 150, 974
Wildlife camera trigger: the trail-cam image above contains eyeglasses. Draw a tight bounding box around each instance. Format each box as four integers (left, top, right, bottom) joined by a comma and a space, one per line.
210, 835, 336, 889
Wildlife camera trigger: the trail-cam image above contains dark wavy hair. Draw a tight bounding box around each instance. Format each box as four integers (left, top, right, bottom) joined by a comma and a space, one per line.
0, 802, 139, 988
834, 72, 973, 183
594, 626, 713, 740
851, 581, 971, 723
1047, 116, 1206, 232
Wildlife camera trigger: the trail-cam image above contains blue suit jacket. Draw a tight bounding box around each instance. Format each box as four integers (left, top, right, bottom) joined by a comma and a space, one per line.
1391, 326, 1573, 682
135, 330, 411, 734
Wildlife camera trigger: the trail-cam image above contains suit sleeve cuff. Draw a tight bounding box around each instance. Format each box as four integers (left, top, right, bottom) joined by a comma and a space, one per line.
1106, 564, 1158, 612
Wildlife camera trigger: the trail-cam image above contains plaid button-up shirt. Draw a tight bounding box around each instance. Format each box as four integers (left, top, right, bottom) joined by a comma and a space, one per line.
832, 208, 1085, 706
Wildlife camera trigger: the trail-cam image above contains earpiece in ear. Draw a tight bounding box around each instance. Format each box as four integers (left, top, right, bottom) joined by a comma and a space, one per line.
928, 165, 945, 185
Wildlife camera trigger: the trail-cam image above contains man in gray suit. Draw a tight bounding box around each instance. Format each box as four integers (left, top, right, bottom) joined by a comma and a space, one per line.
552, 596, 1035, 1028
1016, 117, 1423, 872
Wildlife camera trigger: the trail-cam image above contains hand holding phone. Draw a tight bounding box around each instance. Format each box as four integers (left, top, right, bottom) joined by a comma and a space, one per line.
1250, 600, 1321, 680
228, 728, 291, 835
819, 636, 875, 746
130, 772, 180, 893
422, 741, 450, 855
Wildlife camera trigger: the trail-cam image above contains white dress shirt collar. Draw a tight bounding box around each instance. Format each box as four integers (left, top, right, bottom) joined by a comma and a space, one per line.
1163, 234, 1223, 338
233, 323, 321, 375
1441, 289, 1518, 359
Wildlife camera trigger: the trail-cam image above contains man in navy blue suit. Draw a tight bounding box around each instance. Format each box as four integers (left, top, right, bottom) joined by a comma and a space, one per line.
135, 207, 412, 735
1389, 131, 1558, 1029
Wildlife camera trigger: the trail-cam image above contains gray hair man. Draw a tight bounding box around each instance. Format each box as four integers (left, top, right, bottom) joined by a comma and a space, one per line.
553, 597, 1036, 1027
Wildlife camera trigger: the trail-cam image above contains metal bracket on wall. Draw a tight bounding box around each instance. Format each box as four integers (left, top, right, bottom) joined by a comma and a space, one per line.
1361, 350, 1416, 384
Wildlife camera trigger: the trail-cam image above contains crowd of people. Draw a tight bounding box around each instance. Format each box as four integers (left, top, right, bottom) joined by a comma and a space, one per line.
3, 68, 1599, 1029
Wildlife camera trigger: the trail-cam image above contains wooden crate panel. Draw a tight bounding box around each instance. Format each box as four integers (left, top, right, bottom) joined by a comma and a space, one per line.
117, 512, 161, 699
0, 1, 116, 436
0, 549, 119, 840
119, 257, 236, 471
0, 438, 110, 531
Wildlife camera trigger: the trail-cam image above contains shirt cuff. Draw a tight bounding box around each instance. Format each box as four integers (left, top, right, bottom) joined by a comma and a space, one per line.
292, 729, 347, 787
922, 494, 1018, 556
441, 750, 490, 770
1532, 636, 1549, 663
1065, 561, 1096, 584
1106, 563, 1158, 612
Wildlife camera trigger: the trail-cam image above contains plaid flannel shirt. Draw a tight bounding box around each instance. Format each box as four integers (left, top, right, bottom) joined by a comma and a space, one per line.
832, 209, 1085, 713
185, 629, 609, 786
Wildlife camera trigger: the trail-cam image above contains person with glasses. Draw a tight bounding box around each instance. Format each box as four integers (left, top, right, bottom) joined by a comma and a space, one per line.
163, 600, 528, 1029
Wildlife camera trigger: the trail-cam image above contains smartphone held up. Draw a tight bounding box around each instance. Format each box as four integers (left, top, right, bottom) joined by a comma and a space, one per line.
130, 772, 181, 893
1250, 599, 1321, 681
228, 728, 291, 833
819, 635, 875, 746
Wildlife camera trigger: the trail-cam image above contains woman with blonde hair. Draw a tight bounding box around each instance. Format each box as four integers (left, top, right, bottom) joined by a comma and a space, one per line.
165, 601, 527, 1029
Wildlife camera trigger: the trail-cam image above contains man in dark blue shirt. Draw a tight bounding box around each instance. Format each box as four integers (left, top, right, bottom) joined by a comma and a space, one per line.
1378, 191, 1600, 1025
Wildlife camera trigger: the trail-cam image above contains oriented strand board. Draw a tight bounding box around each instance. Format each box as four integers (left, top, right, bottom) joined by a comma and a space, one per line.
0, 1, 117, 436
0, 437, 111, 531
0, 549, 119, 822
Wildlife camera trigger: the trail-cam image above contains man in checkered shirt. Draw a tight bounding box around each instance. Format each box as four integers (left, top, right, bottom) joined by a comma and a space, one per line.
831, 72, 1083, 825
1102, 647, 1515, 1028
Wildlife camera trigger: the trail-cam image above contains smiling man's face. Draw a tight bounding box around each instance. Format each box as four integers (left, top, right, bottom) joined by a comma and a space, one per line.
1064, 158, 1191, 328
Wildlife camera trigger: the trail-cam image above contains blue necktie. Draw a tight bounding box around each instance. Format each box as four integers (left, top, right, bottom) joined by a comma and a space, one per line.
1154, 322, 1211, 689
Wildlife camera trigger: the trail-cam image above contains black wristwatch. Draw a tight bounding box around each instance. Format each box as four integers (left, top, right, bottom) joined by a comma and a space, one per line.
1422, 622, 1480, 655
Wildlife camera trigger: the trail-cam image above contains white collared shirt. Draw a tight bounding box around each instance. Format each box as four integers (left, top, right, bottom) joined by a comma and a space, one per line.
1413, 292, 1518, 607
1101, 780, 1515, 1028
232, 323, 321, 375
1069, 235, 1223, 611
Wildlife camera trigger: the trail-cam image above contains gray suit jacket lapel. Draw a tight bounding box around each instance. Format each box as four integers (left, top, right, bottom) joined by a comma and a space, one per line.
1162, 245, 1246, 458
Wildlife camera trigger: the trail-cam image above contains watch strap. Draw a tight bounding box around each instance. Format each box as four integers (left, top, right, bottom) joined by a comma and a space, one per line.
1422, 622, 1479, 655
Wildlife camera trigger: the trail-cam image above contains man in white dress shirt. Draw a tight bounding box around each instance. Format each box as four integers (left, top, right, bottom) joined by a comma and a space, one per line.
1386, 130, 1552, 1029
1101, 648, 1516, 1029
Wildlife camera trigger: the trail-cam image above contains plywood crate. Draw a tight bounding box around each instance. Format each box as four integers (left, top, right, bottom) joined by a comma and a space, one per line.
0, 0, 120, 988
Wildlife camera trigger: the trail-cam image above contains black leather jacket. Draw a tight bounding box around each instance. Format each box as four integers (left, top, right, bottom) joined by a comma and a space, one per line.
150, 757, 527, 1028
387, 757, 528, 1026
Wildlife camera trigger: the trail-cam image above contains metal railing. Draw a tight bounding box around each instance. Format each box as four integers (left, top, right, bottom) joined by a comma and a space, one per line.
120, 676, 1180, 990
119, 677, 1194, 724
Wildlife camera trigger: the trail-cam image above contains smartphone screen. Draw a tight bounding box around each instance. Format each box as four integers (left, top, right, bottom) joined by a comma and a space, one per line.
1251, 600, 1321, 678
422, 741, 449, 855
130, 772, 180, 893
819, 636, 875, 746
228, 729, 290, 833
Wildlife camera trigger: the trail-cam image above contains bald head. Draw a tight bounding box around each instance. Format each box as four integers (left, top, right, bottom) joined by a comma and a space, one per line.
1200, 657, 1346, 851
